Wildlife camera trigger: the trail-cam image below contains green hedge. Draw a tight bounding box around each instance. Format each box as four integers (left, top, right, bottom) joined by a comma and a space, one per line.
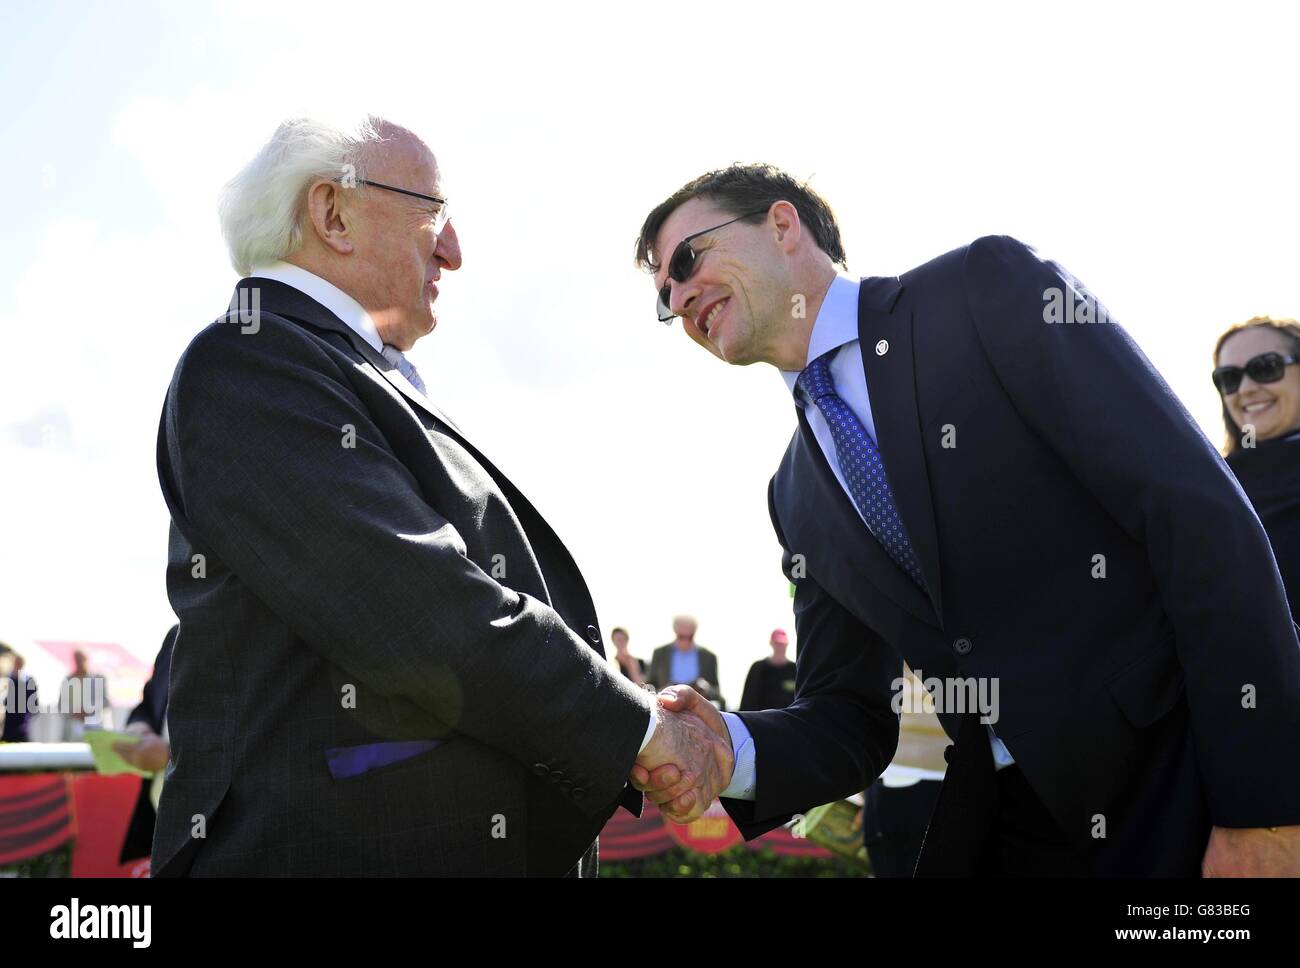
0, 842, 73, 878
601, 843, 867, 878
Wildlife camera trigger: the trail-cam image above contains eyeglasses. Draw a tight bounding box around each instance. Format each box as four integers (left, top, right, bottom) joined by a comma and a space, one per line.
1212, 351, 1300, 395
655, 209, 768, 323
348, 178, 450, 232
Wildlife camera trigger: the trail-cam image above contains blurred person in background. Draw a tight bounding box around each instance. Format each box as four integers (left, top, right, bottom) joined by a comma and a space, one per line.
611, 627, 647, 687
1, 643, 39, 742
0, 644, 12, 739
60, 648, 109, 740
1214, 316, 1300, 618
648, 615, 725, 708
115, 625, 176, 776
739, 628, 796, 711
852, 668, 949, 877
115, 626, 177, 864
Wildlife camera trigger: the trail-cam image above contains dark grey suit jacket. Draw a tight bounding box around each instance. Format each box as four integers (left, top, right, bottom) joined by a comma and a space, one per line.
648, 644, 720, 700
153, 278, 651, 876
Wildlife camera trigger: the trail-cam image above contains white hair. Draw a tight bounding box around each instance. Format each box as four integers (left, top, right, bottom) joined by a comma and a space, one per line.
218, 115, 392, 276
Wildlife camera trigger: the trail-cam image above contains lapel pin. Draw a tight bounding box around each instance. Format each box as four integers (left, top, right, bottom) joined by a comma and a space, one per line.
875, 339, 889, 356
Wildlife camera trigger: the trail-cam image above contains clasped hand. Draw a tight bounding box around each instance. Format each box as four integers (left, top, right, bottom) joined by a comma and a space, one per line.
630, 685, 734, 824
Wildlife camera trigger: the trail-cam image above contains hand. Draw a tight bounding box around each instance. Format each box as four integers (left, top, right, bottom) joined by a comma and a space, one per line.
631, 685, 734, 824
1202, 824, 1300, 877
112, 729, 170, 774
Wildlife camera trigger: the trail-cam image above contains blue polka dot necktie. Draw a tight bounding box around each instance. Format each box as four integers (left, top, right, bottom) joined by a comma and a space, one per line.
797, 351, 926, 589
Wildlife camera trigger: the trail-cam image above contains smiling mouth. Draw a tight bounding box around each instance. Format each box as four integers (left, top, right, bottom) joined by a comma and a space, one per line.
700, 298, 728, 337
1243, 400, 1275, 415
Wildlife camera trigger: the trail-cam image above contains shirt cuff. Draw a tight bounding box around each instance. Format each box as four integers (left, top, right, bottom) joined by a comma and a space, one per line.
637, 703, 657, 755
719, 712, 756, 800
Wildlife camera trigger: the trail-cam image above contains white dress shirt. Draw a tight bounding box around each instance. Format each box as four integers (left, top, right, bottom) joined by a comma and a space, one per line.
250, 261, 385, 352
719, 275, 1013, 804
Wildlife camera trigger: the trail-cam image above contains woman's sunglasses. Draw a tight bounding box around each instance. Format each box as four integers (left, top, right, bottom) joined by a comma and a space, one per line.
655, 209, 768, 323
1212, 351, 1300, 395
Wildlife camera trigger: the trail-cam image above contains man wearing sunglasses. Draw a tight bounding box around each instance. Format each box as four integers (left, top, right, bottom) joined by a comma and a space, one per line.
152, 116, 730, 877
630, 163, 1300, 876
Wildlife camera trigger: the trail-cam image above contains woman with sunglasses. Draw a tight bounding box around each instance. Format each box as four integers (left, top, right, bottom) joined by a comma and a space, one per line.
1213, 315, 1300, 616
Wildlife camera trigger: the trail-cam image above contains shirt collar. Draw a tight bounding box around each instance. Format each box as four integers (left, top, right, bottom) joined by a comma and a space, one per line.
780, 273, 861, 398
249, 261, 384, 353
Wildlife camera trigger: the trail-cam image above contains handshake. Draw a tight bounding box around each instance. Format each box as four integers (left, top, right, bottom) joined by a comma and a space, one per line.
630, 685, 735, 824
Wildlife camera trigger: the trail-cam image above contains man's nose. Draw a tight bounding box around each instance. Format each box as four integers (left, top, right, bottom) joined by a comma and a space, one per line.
437, 221, 462, 270
669, 279, 699, 319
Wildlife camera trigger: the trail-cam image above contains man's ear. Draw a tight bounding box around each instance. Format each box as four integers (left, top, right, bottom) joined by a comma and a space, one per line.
771, 200, 802, 255
303, 179, 355, 256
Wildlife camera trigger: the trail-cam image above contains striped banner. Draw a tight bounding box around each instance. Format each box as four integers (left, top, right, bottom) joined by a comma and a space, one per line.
601, 799, 831, 860
0, 773, 74, 865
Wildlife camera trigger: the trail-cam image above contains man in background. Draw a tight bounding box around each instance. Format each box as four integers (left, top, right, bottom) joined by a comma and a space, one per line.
60, 649, 108, 740
115, 625, 177, 863
648, 616, 724, 708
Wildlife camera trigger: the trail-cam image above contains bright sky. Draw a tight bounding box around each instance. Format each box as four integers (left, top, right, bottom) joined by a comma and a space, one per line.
2, 0, 1296, 706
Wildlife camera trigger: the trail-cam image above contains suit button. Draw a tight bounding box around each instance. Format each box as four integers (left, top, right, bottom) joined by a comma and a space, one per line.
572, 787, 587, 801
549, 769, 565, 783
532, 763, 549, 777
558, 779, 573, 793
586, 625, 601, 644
943, 745, 953, 764
953, 636, 973, 656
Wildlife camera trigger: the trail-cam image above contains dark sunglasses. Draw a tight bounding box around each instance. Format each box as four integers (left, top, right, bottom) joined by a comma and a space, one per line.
655, 209, 768, 323
1212, 351, 1300, 395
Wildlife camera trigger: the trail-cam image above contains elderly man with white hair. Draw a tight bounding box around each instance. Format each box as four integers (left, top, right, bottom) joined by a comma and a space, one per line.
152, 116, 731, 877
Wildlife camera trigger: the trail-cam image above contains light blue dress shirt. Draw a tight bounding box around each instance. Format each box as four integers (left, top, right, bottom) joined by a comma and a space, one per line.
670, 648, 702, 688
718, 275, 1013, 803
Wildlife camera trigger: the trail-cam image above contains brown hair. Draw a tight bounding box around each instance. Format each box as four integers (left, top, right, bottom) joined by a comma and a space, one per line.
634, 163, 848, 274
1213, 316, 1300, 455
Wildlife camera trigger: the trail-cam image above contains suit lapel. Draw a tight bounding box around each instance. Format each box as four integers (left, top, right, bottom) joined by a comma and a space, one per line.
783, 407, 939, 628
857, 276, 945, 624
350, 337, 462, 430
235, 278, 464, 432
231, 278, 609, 626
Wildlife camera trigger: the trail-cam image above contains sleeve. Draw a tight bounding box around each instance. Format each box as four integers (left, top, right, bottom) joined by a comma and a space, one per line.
719, 480, 902, 839
963, 235, 1300, 827
167, 319, 653, 816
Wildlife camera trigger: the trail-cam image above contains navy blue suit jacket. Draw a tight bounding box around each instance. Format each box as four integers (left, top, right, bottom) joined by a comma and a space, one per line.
723, 236, 1300, 874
